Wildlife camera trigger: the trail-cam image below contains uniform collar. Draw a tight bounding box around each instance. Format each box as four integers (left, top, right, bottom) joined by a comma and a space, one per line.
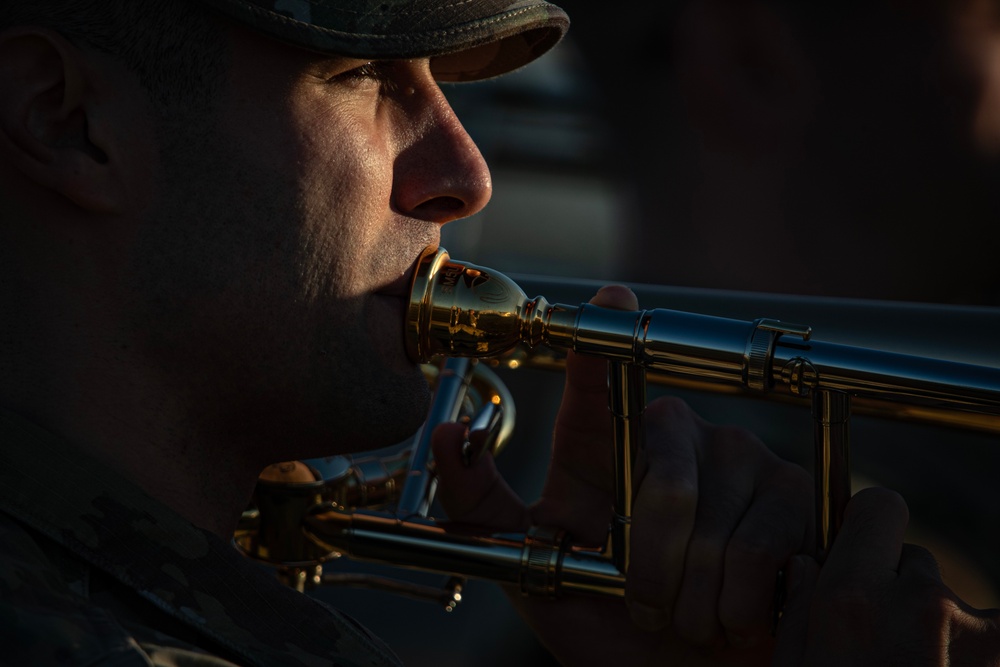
0, 408, 399, 667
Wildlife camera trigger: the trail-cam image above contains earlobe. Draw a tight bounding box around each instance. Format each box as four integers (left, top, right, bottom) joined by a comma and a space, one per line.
0, 28, 120, 213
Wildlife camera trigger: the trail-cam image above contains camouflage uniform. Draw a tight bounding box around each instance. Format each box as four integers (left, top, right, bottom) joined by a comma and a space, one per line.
0, 3, 569, 664
0, 408, 401, 667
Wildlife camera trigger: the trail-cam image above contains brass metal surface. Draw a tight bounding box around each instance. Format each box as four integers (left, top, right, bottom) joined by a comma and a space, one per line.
239, 246, 1000, 605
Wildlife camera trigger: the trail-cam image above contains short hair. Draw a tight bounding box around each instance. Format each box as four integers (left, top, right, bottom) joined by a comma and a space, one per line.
0, 0, 224, 110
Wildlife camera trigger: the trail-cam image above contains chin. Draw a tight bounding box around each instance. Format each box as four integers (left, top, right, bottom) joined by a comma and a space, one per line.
337, 363, 433, 455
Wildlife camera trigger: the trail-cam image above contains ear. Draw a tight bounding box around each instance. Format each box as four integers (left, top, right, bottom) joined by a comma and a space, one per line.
0, 27, 123, 213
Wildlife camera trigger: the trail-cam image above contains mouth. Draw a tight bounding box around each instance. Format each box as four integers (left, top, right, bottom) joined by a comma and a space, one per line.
371, 246, 442, 366
374, 274, 411, 300
374, 245, 438, 300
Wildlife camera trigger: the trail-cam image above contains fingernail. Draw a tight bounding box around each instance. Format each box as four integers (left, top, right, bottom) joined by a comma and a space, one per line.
630, 601, 670, 631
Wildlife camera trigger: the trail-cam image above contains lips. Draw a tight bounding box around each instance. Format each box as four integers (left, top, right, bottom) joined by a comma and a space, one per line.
374, 266, 415, 300
373, 245, 437, 299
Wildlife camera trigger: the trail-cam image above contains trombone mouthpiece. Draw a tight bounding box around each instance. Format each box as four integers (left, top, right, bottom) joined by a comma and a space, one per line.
406, 246, 555, 362
405, 246, 641, 365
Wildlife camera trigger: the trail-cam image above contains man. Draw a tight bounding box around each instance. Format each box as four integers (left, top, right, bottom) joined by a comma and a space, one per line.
0, 0, 949, 665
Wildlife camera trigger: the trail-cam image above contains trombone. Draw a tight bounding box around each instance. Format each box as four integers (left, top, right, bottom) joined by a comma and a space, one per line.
236, 247, 1000, 607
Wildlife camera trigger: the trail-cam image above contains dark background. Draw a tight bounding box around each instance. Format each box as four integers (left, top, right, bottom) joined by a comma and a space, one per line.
309, 2, 1000, 663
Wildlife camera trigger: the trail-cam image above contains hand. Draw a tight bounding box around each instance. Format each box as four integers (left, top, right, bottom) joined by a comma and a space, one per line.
773, 487, 1000, 666
432, 286, 814, 665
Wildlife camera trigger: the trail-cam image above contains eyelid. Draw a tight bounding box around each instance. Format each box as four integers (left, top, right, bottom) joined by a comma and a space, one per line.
330, 60, 397, 91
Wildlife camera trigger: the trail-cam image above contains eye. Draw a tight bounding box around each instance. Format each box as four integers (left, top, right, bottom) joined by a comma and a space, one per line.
330, 61, 397, 92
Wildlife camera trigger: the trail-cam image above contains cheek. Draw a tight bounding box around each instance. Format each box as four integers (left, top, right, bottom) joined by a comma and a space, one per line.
293, 94, 395, 196
291, 107, 397, 287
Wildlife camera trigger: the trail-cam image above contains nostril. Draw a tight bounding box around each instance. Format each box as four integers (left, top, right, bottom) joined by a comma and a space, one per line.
412, 196, 466, 219
434, 197, 464, 211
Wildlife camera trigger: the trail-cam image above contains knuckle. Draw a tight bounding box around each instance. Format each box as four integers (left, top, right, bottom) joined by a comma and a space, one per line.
643, 476, 698, 515
726, 532, 779, 568
686, 533, 727, 565
772, 460, 812, 489
704, 423, 770, 468
645, 395, 697, 426
710, 423, 756, 444
693, 479, 746, 521
848, 487, 909, 525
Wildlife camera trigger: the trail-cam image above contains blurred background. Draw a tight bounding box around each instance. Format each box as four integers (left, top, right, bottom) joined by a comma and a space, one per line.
307, 1, 1000, 663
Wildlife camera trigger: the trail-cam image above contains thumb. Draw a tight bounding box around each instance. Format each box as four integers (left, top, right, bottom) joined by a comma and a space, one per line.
431, 422, 530, 530
771, 555, 820, 666
534, 285, 639, 541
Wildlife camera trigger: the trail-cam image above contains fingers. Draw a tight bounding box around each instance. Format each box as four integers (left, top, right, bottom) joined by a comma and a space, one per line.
770, 493, 998, 667
670, 423, 759, 645
780, 488, 910, 665
431, 421, 529, 530
534, 285, 638, 543
628, 398, 813, 649
716, 461, 812, 646
896, 543, 943, 583
773, 492, 962, 667
625, 397, 702, 631
823, 487, 909, 583
771, 555, 821, 667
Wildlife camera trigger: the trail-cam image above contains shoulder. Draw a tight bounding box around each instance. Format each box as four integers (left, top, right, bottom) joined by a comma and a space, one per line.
0, 512, 154, 666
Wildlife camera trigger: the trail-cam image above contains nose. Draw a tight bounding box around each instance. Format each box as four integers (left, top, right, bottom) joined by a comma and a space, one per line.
392, 78, 493, 224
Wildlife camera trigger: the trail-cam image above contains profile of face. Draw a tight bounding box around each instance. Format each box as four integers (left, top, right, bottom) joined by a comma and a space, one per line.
124, 23, 492, 462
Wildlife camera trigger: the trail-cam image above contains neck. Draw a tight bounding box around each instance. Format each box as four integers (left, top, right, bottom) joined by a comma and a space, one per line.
2, 382, 265, 539
0, 291, 266, 539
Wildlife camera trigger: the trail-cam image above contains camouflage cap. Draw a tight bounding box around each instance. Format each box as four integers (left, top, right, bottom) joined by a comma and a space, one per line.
195, 0, 570, 81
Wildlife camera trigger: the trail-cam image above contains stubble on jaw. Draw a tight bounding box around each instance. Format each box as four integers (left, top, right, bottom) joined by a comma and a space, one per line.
123, 87, 431, 467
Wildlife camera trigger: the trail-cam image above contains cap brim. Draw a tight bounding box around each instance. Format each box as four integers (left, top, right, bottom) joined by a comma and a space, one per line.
197, 0, 569, 81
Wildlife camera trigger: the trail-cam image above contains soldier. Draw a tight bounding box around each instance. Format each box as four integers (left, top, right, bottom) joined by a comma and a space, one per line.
1, 1, 990, 666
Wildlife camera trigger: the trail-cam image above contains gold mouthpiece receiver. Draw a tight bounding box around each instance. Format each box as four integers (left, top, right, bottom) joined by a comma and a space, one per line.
406, 246, 653, 367
406, 246, 574, 363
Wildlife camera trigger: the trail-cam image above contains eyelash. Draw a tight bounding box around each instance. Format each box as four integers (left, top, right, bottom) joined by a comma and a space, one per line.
336, 62, 398, 92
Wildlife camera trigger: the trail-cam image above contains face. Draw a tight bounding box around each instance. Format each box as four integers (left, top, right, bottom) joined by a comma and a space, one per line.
125, 23, 492, 463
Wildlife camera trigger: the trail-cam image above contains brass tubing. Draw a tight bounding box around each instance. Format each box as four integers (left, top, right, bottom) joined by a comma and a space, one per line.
813, 390, 851, 562
407, 249, 1000, 419
304, 508, 626, 598
396, 357, 474, 518
609, 361, 645, 574
494, 353, 1000, 435
242, 248, 1000, 605
770, 339, 1000, 412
